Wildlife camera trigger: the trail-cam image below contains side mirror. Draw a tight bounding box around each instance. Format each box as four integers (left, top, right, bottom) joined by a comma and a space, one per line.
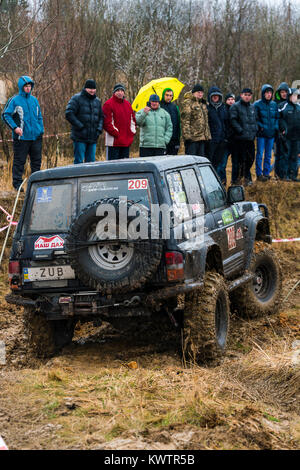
227, 185, 245, 203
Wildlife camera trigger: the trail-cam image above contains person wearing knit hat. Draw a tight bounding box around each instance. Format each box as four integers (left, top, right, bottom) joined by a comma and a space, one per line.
229, 88, 258, 185
216, 92, 237, 186
135, 94, 173, 157
180, 84, 211, 156
160, 88, 181, 155
102, 83, 136, 160
65, 79, 103, 164
278, 88, 300, 181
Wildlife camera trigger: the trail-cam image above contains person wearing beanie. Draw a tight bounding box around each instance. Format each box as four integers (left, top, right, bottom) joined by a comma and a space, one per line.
273, 82, 290, 178
102, 83, 136, 160
229, 88, 258, 185
254, 84, 279, 182
135, 94, 173, 157
278, 88, 300, 181
216, 93, 237, 186
1, 75, 44, 191
207, 86, 229, 177
65, 79, 103, 164
180, 84, 211, 157
160, 88, 181, 155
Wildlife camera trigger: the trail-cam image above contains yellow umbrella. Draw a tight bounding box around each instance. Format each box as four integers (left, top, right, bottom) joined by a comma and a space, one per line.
132, 77, 185, 112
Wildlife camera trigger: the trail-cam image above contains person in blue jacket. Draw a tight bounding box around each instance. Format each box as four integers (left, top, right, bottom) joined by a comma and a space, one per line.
254, 84, 279, 181
1, 75, 44, 191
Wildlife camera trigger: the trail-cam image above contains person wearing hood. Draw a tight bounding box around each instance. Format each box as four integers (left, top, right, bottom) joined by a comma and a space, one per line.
273, 82, 290, 178
254, 84, 279, 181
274, 82, 290, 109
160, 88, 181, 155
102, 84, 136, 160
278, 88, 300, 181
207, 86, 229, 176
1, 75, 44, 191
180, 84, 211, 157
135, 94, 173, 157
65, 79, 103, 164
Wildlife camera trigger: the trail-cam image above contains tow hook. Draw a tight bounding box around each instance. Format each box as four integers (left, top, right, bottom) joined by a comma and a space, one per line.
123, 296, 141, 307
59, 296, 74, 316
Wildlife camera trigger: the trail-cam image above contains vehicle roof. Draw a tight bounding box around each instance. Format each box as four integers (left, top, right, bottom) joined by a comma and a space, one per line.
29, 155, 210, 183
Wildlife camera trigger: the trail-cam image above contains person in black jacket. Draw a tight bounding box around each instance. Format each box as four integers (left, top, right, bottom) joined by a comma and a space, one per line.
160, 88, 181, 155
207, 86, 229, 176
216, 93, 238, 185
278, 88, 300, 181
229, 88, 258, 185
65, 79, 103, 164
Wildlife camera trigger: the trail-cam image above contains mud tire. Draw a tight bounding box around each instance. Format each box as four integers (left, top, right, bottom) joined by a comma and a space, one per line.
230, 242, 282, 318
65, 198, 163, 294
23, 307, 76, 358
182, 272, 230, 365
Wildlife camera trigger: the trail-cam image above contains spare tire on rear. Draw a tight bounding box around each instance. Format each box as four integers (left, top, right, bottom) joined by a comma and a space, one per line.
65, 197, 163, 294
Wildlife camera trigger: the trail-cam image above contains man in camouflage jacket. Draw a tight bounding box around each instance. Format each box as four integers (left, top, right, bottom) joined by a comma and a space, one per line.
180, 84, 211, 157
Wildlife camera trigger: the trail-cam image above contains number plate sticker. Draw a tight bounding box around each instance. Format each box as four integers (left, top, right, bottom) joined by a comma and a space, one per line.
23, 266, 75, 282
128, 179, 148, 190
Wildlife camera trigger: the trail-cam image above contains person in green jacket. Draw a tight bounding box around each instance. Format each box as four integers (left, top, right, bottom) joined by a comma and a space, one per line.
136, 94, 173, 157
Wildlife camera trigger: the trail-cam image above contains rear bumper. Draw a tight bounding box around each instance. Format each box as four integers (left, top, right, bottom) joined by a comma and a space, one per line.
5, 280, 204, 315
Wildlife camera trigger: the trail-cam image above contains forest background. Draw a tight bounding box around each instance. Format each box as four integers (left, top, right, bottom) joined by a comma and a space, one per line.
1, 0, 300, 161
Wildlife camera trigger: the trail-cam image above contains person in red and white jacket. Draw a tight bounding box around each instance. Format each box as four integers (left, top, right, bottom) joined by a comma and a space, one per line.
103, 84, 137, 160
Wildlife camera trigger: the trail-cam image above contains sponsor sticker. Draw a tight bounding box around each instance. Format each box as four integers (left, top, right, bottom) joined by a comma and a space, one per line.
226, 226, 236, 250
34, 235, 64, 250
236, 227, 244, 240
37, 186, 52, 203
222, 209, 234, 225
232, 206, 239, 218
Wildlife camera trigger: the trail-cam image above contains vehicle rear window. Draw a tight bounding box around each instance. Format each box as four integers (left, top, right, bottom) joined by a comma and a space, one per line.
28, 183, 73, 233
80, 178, 152, 209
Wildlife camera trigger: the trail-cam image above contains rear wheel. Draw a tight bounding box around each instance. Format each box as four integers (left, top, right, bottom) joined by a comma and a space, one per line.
182, 272, 230, 365
230, 242, 282, 318
23, 307, 76, 358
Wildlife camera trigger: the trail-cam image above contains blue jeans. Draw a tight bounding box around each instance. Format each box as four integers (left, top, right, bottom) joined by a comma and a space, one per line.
255, 137, 274, 177
73, 142, 96, 164
216, 148, 229, 184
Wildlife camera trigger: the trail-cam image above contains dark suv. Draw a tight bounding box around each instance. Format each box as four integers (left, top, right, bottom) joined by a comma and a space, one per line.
6, 156, 282, 363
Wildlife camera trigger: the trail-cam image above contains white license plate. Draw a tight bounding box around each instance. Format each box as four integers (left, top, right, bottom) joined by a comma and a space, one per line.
23, 266, 75, 282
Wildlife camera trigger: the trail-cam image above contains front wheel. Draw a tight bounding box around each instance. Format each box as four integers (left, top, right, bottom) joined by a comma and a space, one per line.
230, 242, 282, 318
182, 272, 230, 365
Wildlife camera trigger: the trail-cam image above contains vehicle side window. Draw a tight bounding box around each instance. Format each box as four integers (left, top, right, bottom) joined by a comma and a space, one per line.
198, 166, 226, 210
166, 171, 190, 222
180, 168, 204, 216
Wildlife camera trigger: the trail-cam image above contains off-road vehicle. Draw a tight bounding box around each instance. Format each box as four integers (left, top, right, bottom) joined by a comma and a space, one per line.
6, 156, 282, 363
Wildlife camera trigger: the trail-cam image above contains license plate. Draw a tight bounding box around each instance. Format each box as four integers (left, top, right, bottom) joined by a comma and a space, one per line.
23, 266, 75, 282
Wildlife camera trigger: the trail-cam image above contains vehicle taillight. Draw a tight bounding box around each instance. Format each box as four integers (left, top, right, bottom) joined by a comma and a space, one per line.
165, 252, 184, 281
8, 261, 20, 289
